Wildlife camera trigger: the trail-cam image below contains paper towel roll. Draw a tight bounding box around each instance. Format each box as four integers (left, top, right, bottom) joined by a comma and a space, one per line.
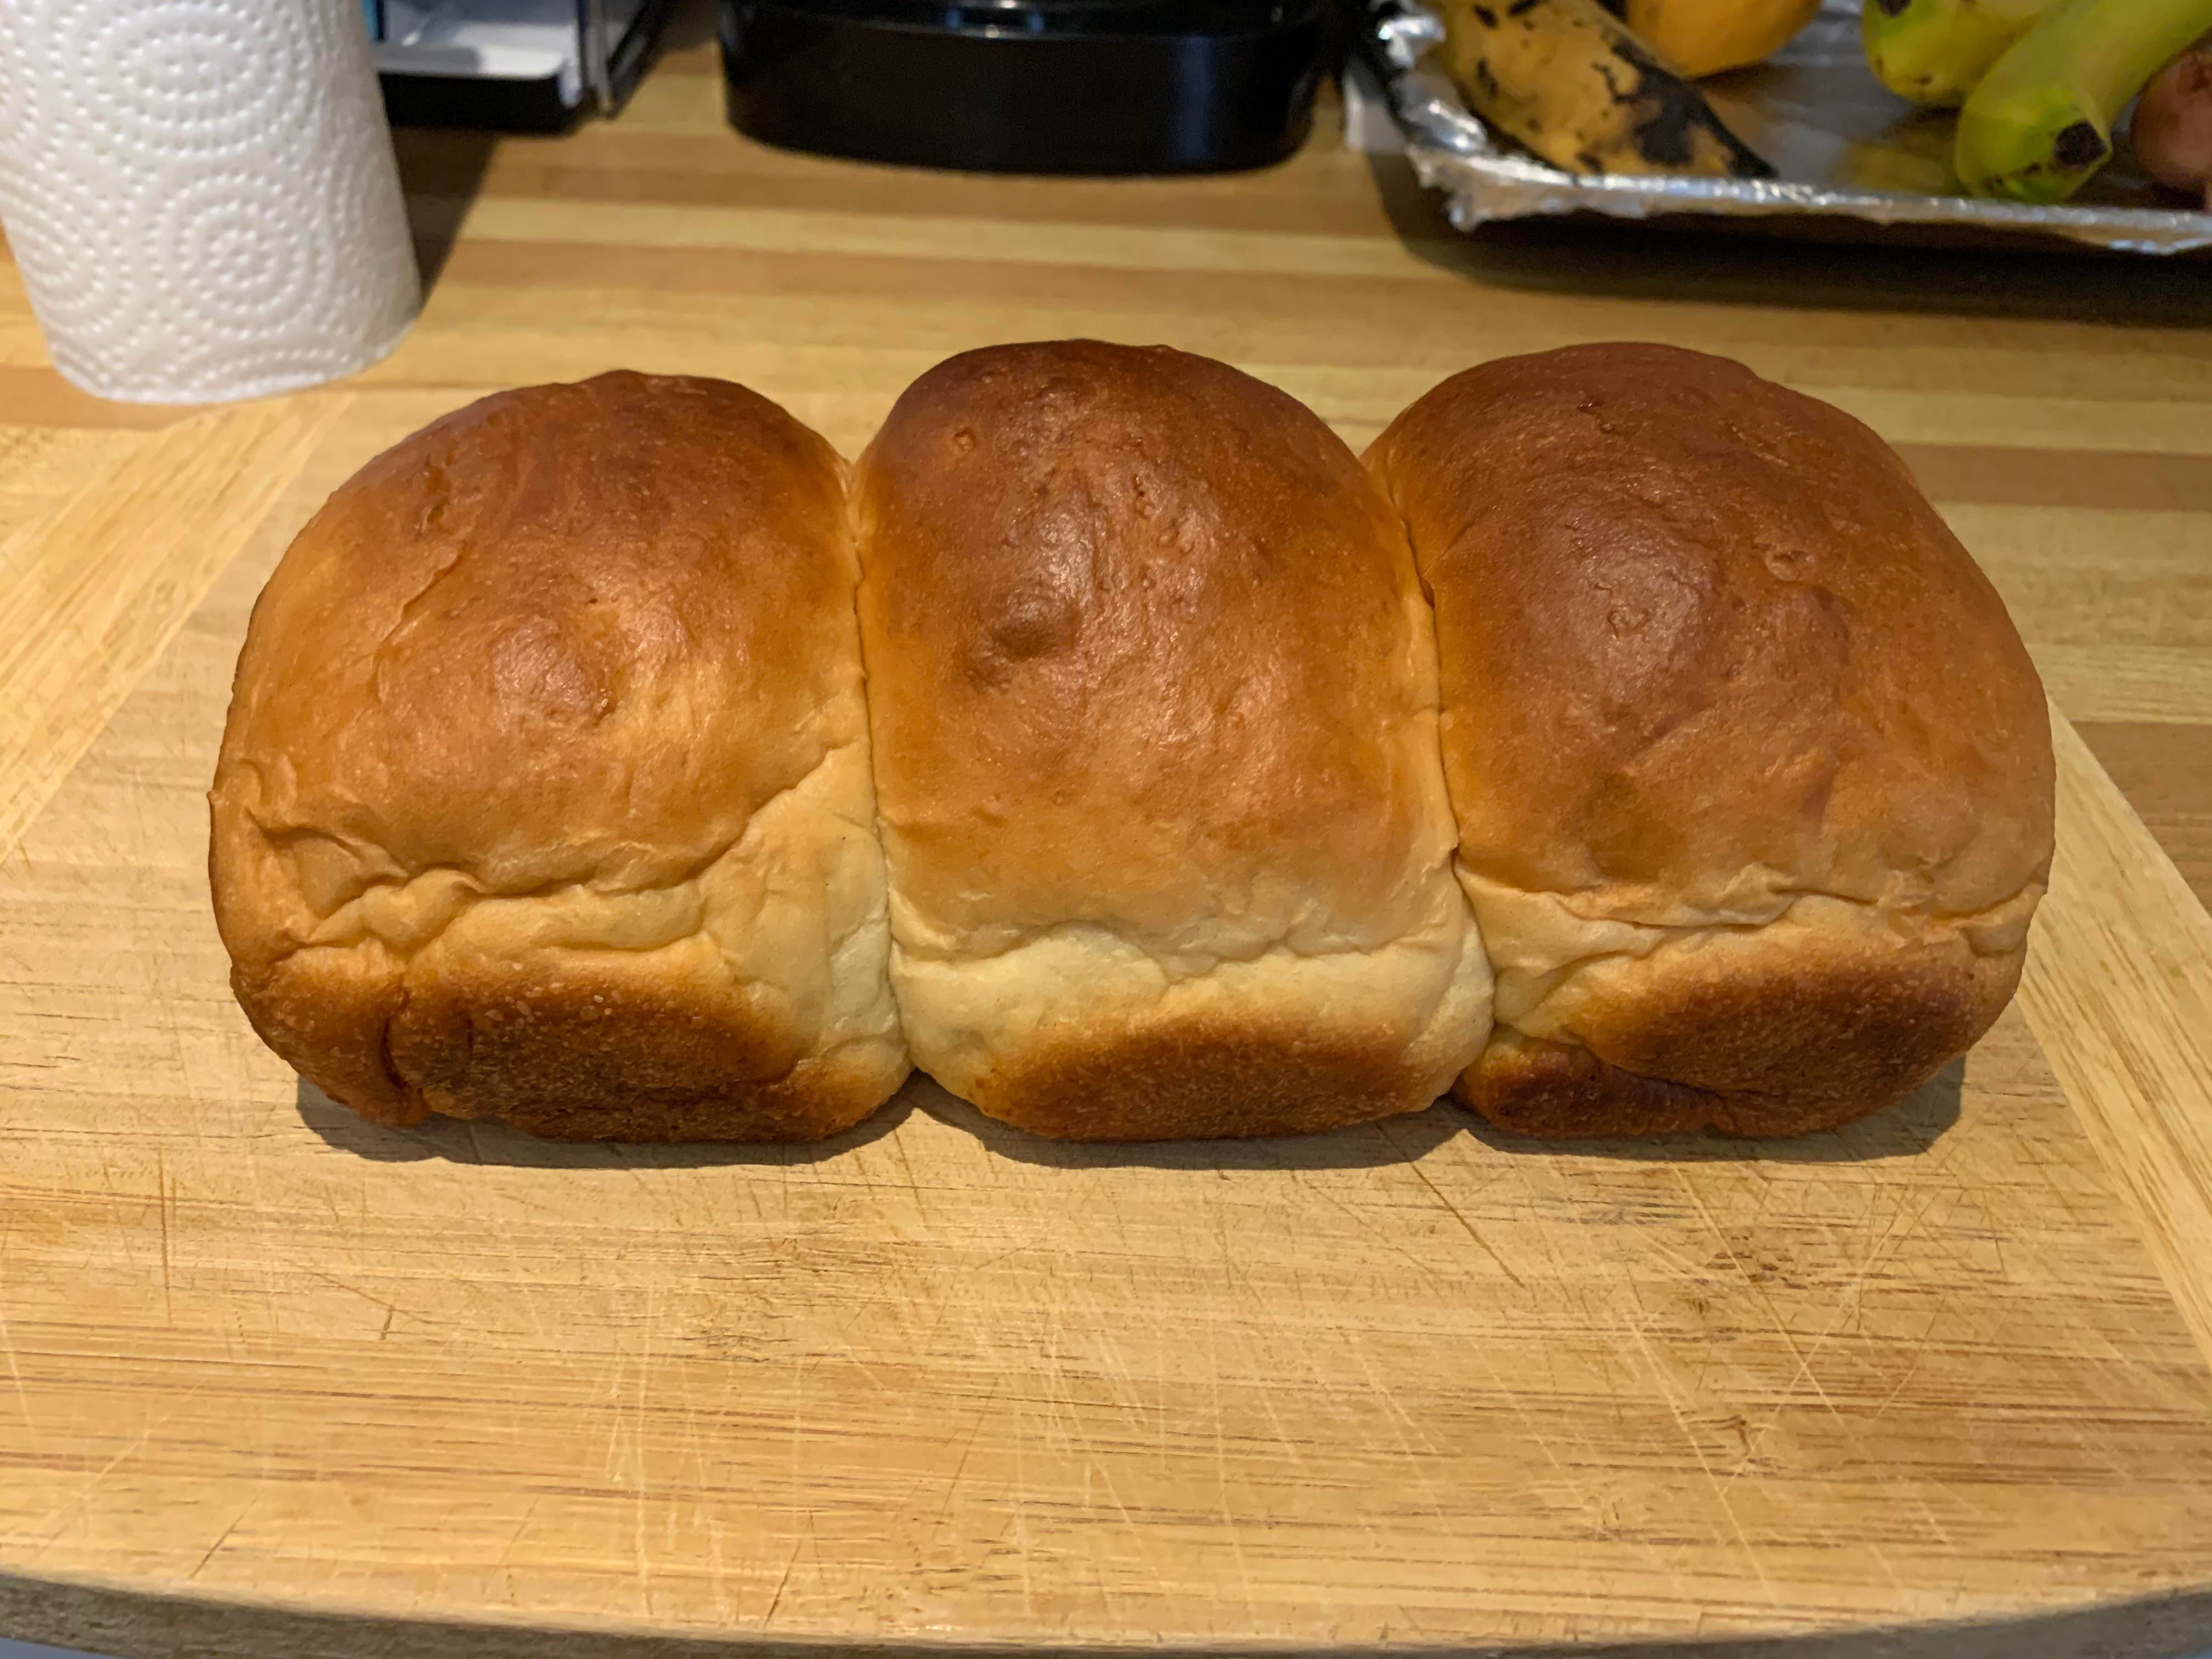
0, 0, 422, 404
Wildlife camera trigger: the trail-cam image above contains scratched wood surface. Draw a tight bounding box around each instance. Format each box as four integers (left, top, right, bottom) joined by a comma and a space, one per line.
5, 12, 2212, 1657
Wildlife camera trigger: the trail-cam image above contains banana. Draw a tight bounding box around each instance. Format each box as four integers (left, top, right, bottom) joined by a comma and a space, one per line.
1613, 0, 1824, 78
1861, 0, 2053, 107
1432, 0, 1773, 177
1956, 0, 2212, 200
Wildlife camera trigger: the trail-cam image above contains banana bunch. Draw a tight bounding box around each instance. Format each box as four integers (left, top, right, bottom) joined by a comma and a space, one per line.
1863, 0, 2051, 106
1863, 0, 2212, 200
1430, 0, 1773, 177
1957, 0, 2212, 198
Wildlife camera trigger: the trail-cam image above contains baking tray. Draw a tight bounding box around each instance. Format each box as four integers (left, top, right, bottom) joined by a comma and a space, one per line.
1367, 0, 2212, 255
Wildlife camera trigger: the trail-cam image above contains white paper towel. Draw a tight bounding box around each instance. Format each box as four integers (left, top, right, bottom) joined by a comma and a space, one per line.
0, 0, 422, 404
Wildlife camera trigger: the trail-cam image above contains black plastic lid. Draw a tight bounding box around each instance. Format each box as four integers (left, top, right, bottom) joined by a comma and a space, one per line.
721, 0, 1325, 174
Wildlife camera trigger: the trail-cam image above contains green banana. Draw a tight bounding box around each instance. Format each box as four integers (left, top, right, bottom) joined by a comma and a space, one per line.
1861, 0, 2052, 108
1956, 0, 2212, 200
1434, 0, 1772, 179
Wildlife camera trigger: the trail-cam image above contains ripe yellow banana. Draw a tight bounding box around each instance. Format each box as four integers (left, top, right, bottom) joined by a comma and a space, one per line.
1614, 0, 1824, 78
1861, 0, 2052, 108
1432, 0, 1774, 177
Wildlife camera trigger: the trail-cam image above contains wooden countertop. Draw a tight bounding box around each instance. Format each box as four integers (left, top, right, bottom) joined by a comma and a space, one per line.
5, 19, 2212, 1659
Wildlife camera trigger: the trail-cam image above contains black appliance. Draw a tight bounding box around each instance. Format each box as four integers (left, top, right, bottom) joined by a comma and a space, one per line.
719, 1, 1327, 174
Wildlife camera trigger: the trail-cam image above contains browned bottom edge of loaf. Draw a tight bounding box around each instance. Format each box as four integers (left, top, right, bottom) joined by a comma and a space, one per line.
1459, 934, 2028, 1140
1454, 1029, 1911, 1139
238, 957, 898, 1146
954, 1020, 1440, 1142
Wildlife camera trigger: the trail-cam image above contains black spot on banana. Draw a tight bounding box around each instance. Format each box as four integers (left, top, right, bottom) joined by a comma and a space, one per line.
1432, 0, 1775, 178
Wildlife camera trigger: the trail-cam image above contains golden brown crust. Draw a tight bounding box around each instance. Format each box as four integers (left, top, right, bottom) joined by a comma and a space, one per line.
855, 341, 1490, 1139
211, 371, 907, 1142
856, 341, 1444, 938
969, 1021, 1436, 1143
1461, 924, 2024, 1137
1367, 342, 2055, 1138
1367, 342, 2053, 914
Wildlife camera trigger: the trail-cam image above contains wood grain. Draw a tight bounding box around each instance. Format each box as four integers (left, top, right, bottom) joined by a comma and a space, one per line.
2029, 646, 2212, 729
0, 398, 342, 859
0, 427, 144, 541
2017, 714, 2212, 1371
2074, 722, 2212, 905
2, 19, 2211, 1654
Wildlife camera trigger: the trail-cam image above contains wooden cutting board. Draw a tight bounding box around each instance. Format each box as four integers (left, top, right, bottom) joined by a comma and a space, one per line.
3, 392, 2211, 1659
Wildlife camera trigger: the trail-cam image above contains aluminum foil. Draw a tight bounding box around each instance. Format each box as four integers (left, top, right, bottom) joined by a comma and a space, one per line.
1371, 0, 2212, 255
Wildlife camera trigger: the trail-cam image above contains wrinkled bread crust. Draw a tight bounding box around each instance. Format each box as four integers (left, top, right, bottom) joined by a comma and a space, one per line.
856, 342, 1492, 1139
893, 906, 1490, 1141
1461, 878, 2039, 1135
1367, 342, 2055, 1137
211, 372, 907, 1141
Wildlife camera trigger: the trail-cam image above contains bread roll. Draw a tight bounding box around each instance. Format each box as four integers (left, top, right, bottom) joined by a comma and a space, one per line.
210, 371, 908, 1141
854, 342, 1491, 1140
1364, 342, 2053, 1137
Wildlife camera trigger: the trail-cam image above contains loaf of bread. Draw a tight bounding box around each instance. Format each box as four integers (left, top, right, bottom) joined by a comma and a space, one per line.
1363, 342, 2055, 1137
852, 342, 1492, 1139
209, 371, 909, 1141
213, 343, 2052, 1146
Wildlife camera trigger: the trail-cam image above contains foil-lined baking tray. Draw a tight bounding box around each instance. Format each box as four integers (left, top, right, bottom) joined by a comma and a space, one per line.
1369, 0, 2212, 255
